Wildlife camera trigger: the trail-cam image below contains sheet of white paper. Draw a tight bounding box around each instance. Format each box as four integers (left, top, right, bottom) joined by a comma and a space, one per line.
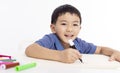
73, 54, 120, 69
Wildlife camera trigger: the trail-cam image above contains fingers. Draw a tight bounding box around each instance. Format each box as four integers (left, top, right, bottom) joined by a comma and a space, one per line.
109, 55, 115, 61
109, 52, 120, 62
71, 49, 82, 60
60, 49, 82, 63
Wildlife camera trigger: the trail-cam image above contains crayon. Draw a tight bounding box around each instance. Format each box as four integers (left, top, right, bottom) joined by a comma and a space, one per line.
0, 62, 12, 65
15, 62, 36, 71
0, 62, 20, 69
0, 55, 11, 59
0, 57, 10, 60
0, 59, 16, 62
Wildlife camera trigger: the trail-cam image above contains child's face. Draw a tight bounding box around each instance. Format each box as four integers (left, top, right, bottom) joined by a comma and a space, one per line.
51, 12, 81, 44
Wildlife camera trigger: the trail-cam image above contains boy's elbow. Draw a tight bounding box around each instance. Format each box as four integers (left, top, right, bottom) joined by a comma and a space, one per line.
25, 43, 39, 57
25, 45, 33, 57
25, 46, 30, 57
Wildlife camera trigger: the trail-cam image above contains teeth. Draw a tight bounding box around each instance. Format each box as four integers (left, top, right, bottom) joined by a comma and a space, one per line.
65, 35, 73, 37
67, 35, 72, 37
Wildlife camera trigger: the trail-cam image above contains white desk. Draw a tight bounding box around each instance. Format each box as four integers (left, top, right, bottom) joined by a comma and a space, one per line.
1, 40, 120, 73
1, 52, 120, 73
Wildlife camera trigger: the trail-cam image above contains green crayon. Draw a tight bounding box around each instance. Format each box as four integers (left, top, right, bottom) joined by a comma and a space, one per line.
15, 62, 36, 71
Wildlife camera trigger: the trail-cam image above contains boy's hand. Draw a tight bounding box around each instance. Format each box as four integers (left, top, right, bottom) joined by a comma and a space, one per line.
58, 48, 82, 63
109, 51, 120, 62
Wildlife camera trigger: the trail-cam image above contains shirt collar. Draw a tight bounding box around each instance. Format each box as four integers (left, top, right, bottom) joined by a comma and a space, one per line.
53, 34, 64, 50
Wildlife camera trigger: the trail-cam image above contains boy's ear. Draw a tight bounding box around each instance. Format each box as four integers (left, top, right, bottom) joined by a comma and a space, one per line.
50, 24, 56, 33
80, 26, 81, 29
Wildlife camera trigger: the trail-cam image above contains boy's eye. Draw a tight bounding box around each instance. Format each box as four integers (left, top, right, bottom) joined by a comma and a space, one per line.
61, 23, 66, 25
73, 24, 79, 26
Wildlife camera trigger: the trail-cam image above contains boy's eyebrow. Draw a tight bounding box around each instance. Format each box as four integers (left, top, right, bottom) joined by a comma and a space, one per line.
59, 20, 80, 23
59, 20, 67, 22
73, 21, 80, 23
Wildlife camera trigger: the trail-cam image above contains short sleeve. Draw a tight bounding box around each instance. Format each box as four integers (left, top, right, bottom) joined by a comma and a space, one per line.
35, 34, 54, 49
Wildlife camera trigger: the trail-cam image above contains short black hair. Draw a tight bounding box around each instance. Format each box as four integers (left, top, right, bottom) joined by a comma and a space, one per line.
51, 4, 82, 24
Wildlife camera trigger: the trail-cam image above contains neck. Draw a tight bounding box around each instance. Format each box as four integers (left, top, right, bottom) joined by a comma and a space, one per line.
59, 41, 70, 49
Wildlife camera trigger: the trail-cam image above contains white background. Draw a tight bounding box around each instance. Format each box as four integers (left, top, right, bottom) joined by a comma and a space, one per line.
0, 0, 120, 55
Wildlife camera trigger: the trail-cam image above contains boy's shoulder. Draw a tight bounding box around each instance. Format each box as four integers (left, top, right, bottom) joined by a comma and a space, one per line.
42, 33, 57, 41
74, 37, 83, 42
43, 33, 56, 38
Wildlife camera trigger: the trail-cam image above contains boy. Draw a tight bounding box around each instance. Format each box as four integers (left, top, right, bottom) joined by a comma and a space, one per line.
25, 4, 120, 63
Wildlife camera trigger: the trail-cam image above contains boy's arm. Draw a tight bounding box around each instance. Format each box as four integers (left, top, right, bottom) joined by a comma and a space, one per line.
95, 46, 120, 62
25, 43, 81, 63
25, 43, 61, 61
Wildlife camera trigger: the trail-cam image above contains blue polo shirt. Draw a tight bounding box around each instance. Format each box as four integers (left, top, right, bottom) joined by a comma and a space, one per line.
35, 33, 97, 54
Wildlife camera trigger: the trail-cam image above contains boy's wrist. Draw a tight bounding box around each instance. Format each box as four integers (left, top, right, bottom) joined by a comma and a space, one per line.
50, 50, 63, 62
56, 50, 64, 62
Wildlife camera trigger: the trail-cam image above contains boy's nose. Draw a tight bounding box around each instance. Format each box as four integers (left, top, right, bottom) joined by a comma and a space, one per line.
66, 25, 73, 32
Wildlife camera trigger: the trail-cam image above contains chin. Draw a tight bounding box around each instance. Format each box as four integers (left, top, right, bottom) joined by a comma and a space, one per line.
62, 40, 69, 44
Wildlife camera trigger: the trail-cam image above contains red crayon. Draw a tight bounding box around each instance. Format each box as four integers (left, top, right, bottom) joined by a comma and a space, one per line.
0, 62, 20, 69
0, 55, 11, 59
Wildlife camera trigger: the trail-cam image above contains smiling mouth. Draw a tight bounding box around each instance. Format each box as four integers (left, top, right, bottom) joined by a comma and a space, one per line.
64, 34, 74, 38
